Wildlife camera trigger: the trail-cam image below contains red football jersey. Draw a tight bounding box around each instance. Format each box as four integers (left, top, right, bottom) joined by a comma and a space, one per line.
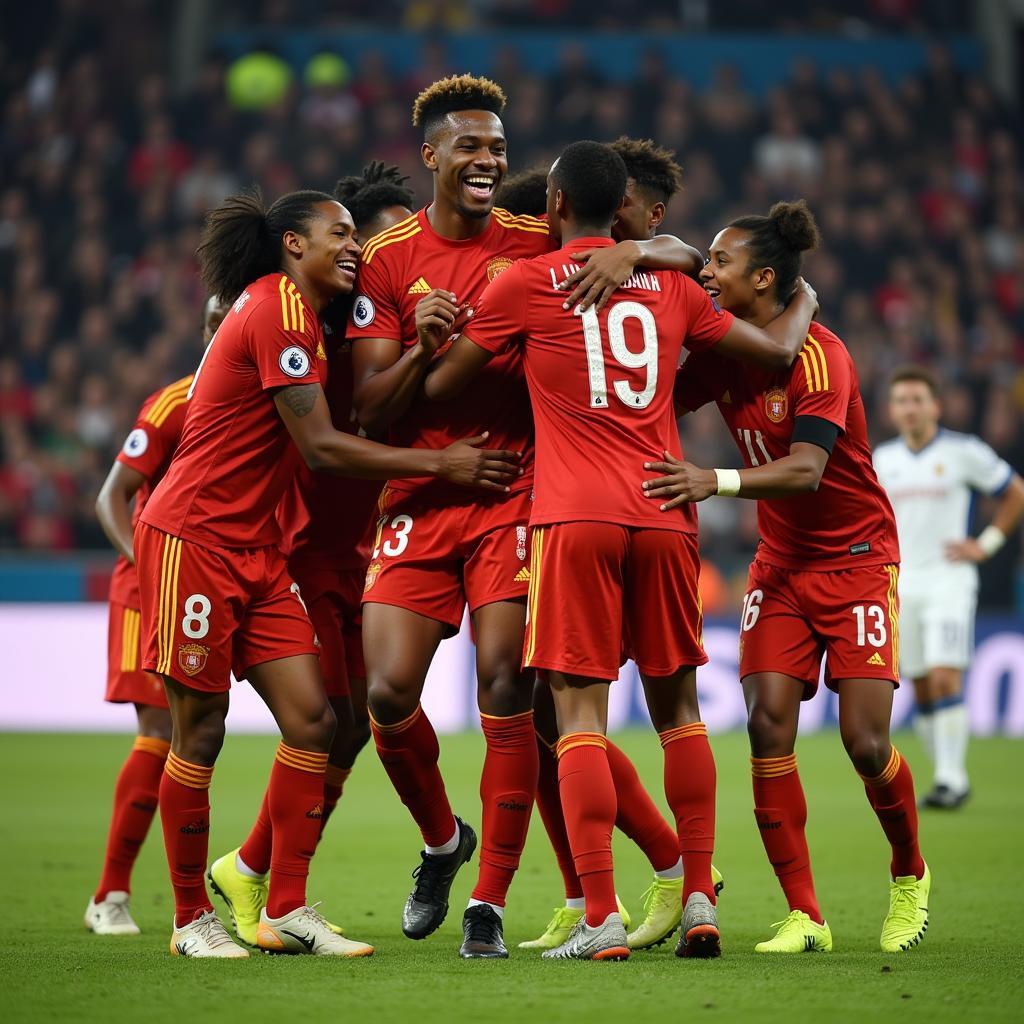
278, 304, 380, 569
142, 273, 326, 549
676, 321, 899, 570
346, 206, 552, 505
108, 374, 193, 607
464, 237, 734, 531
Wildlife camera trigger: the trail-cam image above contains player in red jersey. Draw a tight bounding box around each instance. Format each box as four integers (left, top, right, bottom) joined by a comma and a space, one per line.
508, 139, 726, 953
645, 200, 931, 955
348, 77, 704, 958
84, 296, 228, 936
207, 164, 416, 942
424, 141, 818, 960
137, 187, 519, 959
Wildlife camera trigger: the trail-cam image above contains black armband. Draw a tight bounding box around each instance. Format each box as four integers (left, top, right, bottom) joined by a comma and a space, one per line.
791, 415, 840, 454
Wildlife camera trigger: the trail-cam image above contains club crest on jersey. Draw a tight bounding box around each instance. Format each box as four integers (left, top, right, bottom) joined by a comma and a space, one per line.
177, 643, 209, 677
122, 428, 149, 458
353, 294, 375, 328
279, 346, 311, 378
487, 257, 514, 282
516, 525, 527, 561
364, 561, 382, 593
764, 387, 788, 423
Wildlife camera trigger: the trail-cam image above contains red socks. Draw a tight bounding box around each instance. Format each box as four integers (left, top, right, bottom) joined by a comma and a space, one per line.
861, 747, 925, 880
556, 732, 617, 926
660, 723, 717, 902
238, 759, 349, 881
535, 735, 583, 900
96, 736, 169, 901
265, 743, 329, 918
321, 764, 351, 837
751, 754, 822, 923
607, 740, 680, 873
371, 704, 456, 847
160, 752, 214, 926
471, 711, 539, 907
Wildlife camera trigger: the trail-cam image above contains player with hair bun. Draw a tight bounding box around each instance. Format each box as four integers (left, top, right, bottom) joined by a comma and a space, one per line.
648, 200, 932, 955
425, 142, 817, 961
136, 185, 519, 959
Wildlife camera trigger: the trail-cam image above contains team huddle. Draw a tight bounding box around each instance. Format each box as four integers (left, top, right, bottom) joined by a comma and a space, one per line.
82, 74, 1024, 962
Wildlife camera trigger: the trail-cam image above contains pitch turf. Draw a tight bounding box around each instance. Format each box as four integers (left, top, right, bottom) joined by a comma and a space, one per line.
3, 730, 1022, 1023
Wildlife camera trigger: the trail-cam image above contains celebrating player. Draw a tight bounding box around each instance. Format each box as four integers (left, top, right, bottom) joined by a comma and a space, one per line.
207, 165, 416, 944
874, 367, 1024, 808
647, 200, 931, 954
84, 296, 228, 936
424, 141, 818, 960
137, 187, 520, 958
348, 76, 700, 959
520, 138, 724, 954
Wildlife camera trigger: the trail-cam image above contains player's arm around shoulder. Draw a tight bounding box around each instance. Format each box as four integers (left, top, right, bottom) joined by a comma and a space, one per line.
714, 278, 819, 369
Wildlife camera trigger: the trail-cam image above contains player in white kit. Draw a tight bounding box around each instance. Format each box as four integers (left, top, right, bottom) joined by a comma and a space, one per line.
874, 367, 1024, 808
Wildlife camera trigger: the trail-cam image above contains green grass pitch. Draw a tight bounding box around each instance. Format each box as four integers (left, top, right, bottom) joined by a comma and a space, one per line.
2, 729, 1022, 1023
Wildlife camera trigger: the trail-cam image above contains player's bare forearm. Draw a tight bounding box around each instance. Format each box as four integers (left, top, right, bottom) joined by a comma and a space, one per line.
95, 462, 145, 563
716, 280, 818, 369
276, 384, 520, 490
993, 474, 1024, 534
423, 335, 496, 402
352, 338, 433, 434
642, 445, 827, 509
633, 235, 704, 277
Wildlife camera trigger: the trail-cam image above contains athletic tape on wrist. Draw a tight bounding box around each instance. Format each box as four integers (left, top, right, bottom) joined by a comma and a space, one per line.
714, 468, 741, 497
977, 525, 1006, 558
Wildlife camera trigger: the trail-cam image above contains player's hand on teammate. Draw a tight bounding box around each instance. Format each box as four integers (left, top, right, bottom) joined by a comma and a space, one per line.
439, 432, 522, 492
642, 451, 718, 508
557, 240, 642, 312
944, 538, 986, 563
415, 289, 472, 355
794, 276, 819, 316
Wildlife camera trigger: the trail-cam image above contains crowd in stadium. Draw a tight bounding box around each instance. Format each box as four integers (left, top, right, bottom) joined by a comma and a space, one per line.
0, 3, 1020, 607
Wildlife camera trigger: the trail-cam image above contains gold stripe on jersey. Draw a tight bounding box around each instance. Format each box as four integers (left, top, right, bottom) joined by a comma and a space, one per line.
121, 608, 140, 672
492, 208, 550, 235
288, 280, 305, 333
157, 535, 182, 675
524, 527, 545, 665
805, 334, 830, 390
144, 377, 192, 427
279, 277, 306, 333
799, 343, 823, 393
360, 215, 422, 264
886, 564, 900, 674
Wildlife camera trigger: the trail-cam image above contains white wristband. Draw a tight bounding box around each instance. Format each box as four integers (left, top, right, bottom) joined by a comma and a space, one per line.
714, 468, 742, 498
977, 525, 1006, 558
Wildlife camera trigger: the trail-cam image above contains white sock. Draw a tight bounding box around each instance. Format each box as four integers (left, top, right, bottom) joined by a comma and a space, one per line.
913, 705, 936, 767
565, 897, 585, 910
235, 852, 266, 879
425, 822, 460, 857
467, 898, 504, 919
654, 856, 683, 880
933, 699, 969, 793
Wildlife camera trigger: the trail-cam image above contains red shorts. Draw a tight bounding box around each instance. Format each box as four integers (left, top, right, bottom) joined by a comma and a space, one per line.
106, 601, 168, 708
136, 523, 318, 693
361, 488, 532, 633
288, 557, 366, 699
525, 522, 706, 680
739, 559, 901, 697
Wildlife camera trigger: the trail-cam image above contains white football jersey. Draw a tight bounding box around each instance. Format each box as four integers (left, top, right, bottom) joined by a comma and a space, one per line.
873, 429, 1013, 593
